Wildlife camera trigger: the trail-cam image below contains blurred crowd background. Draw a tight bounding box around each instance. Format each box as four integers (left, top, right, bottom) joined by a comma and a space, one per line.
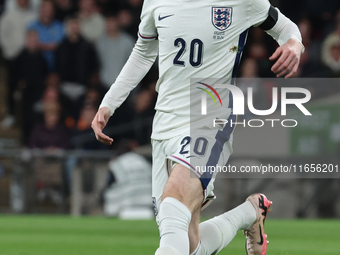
0, 0, 157, 149
0, 0, 340, 216
0, 0, 340, 148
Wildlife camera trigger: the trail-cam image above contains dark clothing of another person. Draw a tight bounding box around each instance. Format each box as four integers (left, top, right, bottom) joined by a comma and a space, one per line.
55, 36, 98, 85
55, 2, 78, 22
17, 49, 48, 92
5, 59, 18, 116
16, 49, 48, 143
72, 128, 105, 150
29, 123, 69, 149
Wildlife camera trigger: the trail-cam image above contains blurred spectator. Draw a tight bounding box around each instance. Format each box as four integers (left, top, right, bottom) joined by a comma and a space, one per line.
40, 71, 82, 122
248, 43, 267, 60
83, 86, 102, 108
33, 73, 70, 120
0, 0, 36, 129
0, 0, 36, 60
32, 77, 64, 118
55, 15, 98, 86
97, 0, 121, 13
4, 0, 41, 14
31, 74, 75, 138
247, 42, 273, 77
54, 13, 98, 121
78, 0, 105, 42
238, 58, 263, 120
117, 8, 135, 38
131, 82, 156, 145
2, 0, 340, 152
323, 9, 340, 38
0, 1, 5, 16
321, 23, 340, 76
29, 102, 69, 149
17, 30, 48, 100
54, 0, 77, 21
44, 72, 60, 89
297, 18, 323, 77
64, 86, 102, 131
240, 58, 259, 78
305, 0, 340, 30
43, 75, 61, 102
95, 14, 134, 88
125, 0, 143, 38
28, 0, 64, 71
243, 27, 276, 77
16, 30, 48, 142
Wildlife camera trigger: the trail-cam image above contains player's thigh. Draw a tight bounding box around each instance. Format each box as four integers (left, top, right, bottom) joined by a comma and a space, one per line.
152, 130, 232, 220
163, 163, 204, 213
167, 130, 233, 208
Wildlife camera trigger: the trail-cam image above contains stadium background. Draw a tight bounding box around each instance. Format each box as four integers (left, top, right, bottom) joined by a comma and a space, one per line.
0, 0, 340, 254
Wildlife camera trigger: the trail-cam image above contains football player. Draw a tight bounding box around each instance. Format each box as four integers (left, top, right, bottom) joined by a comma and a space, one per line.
92, 0, 304, 254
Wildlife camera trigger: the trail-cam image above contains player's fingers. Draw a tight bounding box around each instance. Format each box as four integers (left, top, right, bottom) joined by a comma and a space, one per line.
285, 60, 299, 78
271, 51, 289, 74
91, 114, 113, 144
96, 131, 114, 145
276, 54, 295, 77
283, 57, 298, 77
282, 49, 300, 78
269, 47, 282, 61
91, 122, 113, 145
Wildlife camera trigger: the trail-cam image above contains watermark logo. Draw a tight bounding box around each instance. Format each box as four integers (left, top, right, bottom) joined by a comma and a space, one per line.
199, 84, 311, 116
197, 83, 312, 128
196, 82, 223, 112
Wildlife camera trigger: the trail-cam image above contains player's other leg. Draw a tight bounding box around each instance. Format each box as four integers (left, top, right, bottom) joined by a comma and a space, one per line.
190, 199, 256, 255
190, 193, 272, 255
155, 164, 204, 255
243, 193, 272, 255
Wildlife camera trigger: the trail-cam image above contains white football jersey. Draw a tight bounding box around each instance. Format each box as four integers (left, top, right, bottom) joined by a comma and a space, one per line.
138, 0, 271, 139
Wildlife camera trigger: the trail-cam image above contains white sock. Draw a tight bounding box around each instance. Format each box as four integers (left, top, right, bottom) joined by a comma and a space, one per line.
222, 201, 257, 230
193, 201, 256, 255
155, 247, 183, 255
158, 197, 192, 255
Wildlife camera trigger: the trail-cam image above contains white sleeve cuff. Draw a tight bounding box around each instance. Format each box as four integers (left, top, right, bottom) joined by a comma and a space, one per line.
266, 8, 304, 53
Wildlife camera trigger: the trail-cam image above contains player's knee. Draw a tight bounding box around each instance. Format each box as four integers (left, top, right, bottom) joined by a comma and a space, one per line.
162, 164, 204, 211
162, 180, 203, 212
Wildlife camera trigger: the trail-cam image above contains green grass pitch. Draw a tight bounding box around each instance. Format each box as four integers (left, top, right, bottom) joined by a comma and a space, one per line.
0, 216, 339, 255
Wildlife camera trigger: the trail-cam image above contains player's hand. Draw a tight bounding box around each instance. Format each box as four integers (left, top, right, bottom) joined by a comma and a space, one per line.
269, 38, 304, 78
91, 107, 113, 145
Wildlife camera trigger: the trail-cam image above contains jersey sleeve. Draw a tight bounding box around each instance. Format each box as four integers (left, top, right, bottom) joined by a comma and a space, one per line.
138, 0, 158, 40
265, 8, 304, 49
248, 0, 271, 27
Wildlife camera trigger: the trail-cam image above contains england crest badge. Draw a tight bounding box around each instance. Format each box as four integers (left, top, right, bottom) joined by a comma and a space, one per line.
212, 7, 232, 31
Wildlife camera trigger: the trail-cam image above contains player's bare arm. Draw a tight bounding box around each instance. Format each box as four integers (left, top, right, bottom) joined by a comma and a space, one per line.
91, 107, 113, 145
270, 38, 304, 78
